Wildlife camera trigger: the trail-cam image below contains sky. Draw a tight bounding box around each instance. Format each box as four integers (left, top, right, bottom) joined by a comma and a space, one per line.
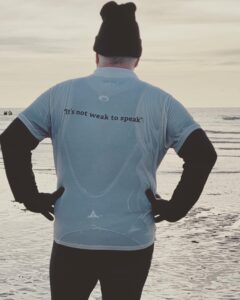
0, 0, 239, 107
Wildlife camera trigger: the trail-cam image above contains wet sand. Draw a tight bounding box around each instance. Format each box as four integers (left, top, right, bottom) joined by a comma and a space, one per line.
0, 165, 239, 300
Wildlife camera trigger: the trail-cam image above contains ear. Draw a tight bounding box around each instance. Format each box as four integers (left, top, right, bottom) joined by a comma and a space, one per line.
134, 58, 140, 68
96, 53, 99, 65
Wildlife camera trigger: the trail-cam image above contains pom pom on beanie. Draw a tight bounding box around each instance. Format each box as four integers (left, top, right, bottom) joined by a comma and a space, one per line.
93, 1, 142, 58
100, 1, 136, 20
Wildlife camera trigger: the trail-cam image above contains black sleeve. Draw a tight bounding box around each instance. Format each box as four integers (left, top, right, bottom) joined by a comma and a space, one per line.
167, 128, 217, 222
0, 118, 40, 203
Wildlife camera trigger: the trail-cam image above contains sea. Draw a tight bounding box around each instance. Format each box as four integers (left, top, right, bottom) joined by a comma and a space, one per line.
0, 107, 239, 300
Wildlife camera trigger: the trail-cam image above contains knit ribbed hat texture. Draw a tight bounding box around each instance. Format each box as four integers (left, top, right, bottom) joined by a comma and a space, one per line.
93, 1, 142, 57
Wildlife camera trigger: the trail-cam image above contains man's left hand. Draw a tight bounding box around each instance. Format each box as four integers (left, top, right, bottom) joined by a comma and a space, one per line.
145, 188, 171, 223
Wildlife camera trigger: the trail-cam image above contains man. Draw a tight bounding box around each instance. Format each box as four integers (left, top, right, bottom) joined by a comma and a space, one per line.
0, 1, 217, 300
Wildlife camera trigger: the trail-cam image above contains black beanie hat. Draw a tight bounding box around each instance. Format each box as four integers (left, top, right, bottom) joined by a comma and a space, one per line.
93, 1, 142, 58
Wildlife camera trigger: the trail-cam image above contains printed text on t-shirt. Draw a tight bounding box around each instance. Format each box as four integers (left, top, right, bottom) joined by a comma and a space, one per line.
64, 108, 144, 123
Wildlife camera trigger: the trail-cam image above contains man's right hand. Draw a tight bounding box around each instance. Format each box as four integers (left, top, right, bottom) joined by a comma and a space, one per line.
23, 187, 65, 221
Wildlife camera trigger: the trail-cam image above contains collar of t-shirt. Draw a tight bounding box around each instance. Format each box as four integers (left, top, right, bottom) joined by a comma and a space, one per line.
92, 67, 139, 79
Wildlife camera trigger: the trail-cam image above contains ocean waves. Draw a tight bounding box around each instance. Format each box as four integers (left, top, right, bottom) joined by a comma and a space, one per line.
206, 130, 240, 135
222, 115, 240, 121
212, 141, 240, 144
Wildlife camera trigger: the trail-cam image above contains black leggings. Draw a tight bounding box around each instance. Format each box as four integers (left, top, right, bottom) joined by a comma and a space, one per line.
50, 241, 154, 300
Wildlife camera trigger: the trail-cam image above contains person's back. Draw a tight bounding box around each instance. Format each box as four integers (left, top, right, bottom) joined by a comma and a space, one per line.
18, 65, 200, 250
0, 2, 217, 300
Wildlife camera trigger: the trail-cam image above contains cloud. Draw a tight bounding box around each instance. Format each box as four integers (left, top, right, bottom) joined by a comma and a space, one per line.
0, 36, 76, 54
212, 49, 240, 56
0, 0, 240, 59
217, 61, 240, 66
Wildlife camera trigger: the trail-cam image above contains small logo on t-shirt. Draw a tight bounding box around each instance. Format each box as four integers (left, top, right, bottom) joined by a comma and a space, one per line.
98, 95, 109, 102
88, 210, 100, 219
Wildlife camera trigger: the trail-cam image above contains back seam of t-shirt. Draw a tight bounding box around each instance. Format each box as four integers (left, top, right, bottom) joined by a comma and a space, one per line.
54, 79, 74, 141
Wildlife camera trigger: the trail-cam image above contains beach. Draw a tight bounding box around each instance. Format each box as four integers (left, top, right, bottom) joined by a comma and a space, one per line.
0, 107, 240, 300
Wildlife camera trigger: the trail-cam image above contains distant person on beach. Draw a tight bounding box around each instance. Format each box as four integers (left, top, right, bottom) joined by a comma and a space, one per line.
0, 1, 217, 300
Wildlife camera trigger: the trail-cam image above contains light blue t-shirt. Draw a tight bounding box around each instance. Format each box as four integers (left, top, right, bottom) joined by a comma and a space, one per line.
18, 67, 200, 250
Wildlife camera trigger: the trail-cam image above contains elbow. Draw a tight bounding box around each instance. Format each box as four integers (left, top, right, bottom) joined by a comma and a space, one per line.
0, 133, 8, 150
198, 146, 217, 171
0, 133, 4, 145
208, 147, 217, 169
0, 129, 11, 145
0, 131, 23, 157
212, 149, 217, 165
0, 132, 14, 152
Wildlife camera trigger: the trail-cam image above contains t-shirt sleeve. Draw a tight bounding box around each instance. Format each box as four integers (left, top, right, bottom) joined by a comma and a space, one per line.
17, 87, 53, 141
165, 96, 201, 153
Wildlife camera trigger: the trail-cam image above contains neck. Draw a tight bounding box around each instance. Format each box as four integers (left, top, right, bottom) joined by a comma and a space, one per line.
97, 63, 134, 70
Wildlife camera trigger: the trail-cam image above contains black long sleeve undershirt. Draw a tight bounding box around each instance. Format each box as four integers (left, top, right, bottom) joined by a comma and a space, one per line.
167, 128, 217, 221
0, 118, 40, 203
